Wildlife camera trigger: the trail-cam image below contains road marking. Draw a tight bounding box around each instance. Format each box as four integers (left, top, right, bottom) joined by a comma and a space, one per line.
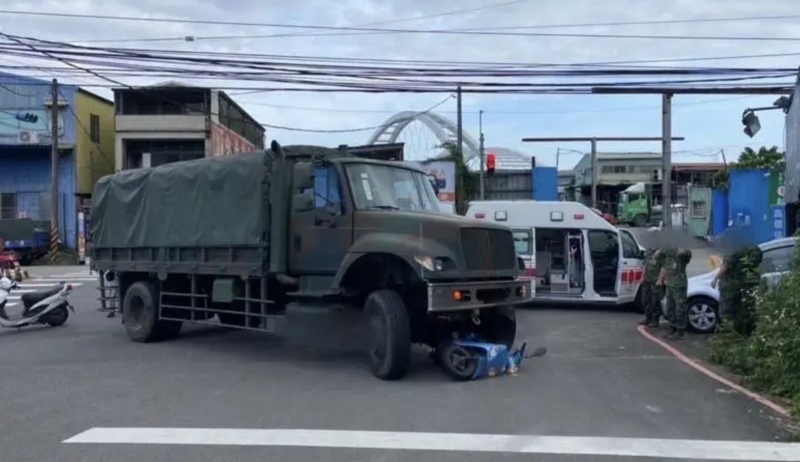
29, 277, 97, 282
64, 428, 800, 460
637, 325, 791, 417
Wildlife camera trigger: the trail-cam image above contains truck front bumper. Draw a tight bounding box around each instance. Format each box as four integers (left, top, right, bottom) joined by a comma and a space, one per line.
427, 278, 534, 313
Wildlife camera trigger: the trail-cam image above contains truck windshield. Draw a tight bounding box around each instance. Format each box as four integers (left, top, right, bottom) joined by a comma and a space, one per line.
346, 163, 441, 212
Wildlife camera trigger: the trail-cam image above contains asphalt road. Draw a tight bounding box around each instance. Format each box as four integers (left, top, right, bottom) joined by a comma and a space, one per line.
1, 265, 796, 462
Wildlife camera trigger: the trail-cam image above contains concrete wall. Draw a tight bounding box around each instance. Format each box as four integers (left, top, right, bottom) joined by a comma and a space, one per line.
74, 90, 115, 195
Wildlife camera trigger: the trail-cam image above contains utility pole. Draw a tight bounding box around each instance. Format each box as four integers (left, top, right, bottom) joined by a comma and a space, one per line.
588, 86, 794, 225
521, 136, 684, 209
661, 93, 673, 227
590, 138, 598, 208
456, 86, 463, 159
48, 78, 60, 263
479, 110, 485, 199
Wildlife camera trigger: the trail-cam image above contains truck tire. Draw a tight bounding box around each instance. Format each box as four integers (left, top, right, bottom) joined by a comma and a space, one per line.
122, 281, 182, 343
481, 305, 517, 350
633, 214, 647, 227
364, 289, 412, 380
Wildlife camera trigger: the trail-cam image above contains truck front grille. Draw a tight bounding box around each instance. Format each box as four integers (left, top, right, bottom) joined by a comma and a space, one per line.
460, 228, 516, 271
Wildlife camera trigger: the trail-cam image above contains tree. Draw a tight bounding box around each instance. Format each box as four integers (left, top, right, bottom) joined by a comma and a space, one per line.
421, 142, 478, 215
712, 146, 785, 190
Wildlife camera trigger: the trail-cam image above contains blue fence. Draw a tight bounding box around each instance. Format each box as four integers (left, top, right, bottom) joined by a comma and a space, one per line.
711, 169, 786, 245
532, 167, 558, 200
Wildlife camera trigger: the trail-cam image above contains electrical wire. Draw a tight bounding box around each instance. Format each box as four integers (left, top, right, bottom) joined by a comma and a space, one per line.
5, 32, 798, 72
0, 34, 794, 95
3, 10, 800, 42
261, 94, 455, 133
70, 14, 800, 44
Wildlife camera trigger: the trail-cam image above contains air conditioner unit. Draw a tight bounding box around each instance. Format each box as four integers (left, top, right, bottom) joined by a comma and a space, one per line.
651, 169, 663, 181
17, 130, 40, 144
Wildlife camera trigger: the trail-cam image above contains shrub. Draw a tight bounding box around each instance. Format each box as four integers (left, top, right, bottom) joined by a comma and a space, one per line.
710, 242, 800, 414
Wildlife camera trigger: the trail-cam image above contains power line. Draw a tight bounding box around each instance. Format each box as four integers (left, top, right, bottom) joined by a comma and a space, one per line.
262, 94, 454, 133
68, 13, 800, 44
2, 10, 800, 42
239, 95, 760, 115
6, 33, 798, 71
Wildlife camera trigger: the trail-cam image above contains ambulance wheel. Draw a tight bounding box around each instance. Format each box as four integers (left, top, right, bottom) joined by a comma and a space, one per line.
365, 289, 411, 381
480, 306, 517, 349
437, 342, 477, 381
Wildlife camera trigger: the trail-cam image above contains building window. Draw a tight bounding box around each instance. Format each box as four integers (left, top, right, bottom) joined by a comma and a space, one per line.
691, 200, 707, 217
0, 193, 16, 219
89, 114, 100, 143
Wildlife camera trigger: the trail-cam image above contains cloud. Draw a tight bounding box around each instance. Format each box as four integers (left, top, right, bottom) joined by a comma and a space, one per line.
0, 0, 796, 166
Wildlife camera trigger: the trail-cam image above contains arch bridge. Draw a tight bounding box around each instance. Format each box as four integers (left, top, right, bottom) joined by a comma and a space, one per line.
365, 111, 481, 162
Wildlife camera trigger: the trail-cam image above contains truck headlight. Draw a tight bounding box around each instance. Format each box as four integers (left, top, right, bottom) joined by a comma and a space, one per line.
414, 256, 451, 272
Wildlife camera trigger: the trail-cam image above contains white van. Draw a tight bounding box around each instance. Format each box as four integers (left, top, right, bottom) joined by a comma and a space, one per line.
466, 200, 647, 306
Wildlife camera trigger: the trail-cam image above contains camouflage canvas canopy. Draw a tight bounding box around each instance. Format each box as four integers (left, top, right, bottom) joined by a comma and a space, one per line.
90, 151, 273, 249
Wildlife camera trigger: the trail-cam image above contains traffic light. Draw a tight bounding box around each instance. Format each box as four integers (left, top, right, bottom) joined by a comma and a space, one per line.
15, 112, 38, 123
486, 152, 496, 176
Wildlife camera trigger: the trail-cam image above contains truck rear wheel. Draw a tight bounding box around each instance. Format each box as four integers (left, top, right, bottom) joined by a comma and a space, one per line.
122, 281, 182, 343
364, 289, 411, 380
480, 305, 517, 349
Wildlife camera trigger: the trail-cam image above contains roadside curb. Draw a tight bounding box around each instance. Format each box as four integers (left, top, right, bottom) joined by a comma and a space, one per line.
636, 325, 791, 417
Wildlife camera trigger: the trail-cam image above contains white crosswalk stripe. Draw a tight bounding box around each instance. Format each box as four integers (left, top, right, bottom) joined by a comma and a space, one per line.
4, 270, 95, 308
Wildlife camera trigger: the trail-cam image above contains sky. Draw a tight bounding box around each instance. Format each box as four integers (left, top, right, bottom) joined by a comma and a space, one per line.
0, 0, 797, 169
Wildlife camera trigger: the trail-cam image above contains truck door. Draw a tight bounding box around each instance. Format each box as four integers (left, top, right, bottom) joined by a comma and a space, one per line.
616, 229, 644, 303
289, 165, 352, 274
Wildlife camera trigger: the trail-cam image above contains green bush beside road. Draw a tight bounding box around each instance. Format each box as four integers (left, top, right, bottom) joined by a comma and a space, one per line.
710, 245, 800, 415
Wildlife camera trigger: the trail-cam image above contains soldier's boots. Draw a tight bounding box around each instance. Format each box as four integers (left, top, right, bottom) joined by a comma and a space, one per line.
663, 327, 685, 340
647, 318, 660, 328
637, 317, 651, 326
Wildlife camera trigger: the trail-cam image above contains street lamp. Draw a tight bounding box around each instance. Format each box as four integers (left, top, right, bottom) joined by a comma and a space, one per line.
741, 96, 793, 138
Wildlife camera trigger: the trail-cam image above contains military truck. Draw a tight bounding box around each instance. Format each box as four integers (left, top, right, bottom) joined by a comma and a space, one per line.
90, 141, 531, 380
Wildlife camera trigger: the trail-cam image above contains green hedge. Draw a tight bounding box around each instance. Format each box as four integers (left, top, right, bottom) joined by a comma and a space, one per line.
710, 244, 800, 414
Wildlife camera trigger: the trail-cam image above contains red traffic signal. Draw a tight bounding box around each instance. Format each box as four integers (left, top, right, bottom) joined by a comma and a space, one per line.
486, 153, 496, 175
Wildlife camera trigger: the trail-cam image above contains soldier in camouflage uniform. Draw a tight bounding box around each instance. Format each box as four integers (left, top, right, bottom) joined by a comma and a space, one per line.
638, 248, 664, 328
659, 246, 692, 339
712, 245, 762, 336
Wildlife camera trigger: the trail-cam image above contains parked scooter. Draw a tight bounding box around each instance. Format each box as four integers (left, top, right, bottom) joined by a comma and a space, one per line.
0, 277, 75, 328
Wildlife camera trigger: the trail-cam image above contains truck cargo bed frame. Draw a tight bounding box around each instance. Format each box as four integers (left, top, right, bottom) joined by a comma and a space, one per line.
93, 244, 270, 277
158, 273, 284, 333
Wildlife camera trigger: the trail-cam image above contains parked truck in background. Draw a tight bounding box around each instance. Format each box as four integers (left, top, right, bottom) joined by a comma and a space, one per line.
90, 141, 531, 380
617, 182, 663, 227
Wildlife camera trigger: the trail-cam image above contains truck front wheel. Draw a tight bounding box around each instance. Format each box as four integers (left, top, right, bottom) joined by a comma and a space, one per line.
364, 289, 412, 380
122, 281, 182, 343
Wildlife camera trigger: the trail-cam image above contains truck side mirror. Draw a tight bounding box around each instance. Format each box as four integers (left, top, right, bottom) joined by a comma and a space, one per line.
293, 163, 314, 191
292, 193, 315, 212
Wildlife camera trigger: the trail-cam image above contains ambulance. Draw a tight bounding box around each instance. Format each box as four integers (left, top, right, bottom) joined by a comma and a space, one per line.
465, 200, 647, 306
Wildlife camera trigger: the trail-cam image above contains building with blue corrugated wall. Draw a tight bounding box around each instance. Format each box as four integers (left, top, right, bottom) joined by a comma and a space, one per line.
0, 73, 80, 248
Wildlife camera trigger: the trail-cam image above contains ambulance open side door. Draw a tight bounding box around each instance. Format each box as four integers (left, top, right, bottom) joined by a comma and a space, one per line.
615, 229, 645, 304
510, 227, 536, 298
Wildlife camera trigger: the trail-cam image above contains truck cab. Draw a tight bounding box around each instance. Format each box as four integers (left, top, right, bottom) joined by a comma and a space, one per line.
91, 142, 531, 381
